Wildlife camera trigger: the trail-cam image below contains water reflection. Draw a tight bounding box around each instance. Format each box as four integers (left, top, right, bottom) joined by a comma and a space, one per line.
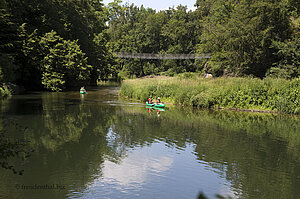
0, 88, 299, 199
80, 142, 226, 199
146, 107, 165, 117
102, 147, 174, 186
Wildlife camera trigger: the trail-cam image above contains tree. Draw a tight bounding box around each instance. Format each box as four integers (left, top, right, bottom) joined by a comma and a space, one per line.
197, 0, 291, 77
0, 2, 19, 84
40, 31, 92, 91
2, 0, 108, 89
161, 6, 198, 73
19, 25, 91, 91
269, 17, 300, 78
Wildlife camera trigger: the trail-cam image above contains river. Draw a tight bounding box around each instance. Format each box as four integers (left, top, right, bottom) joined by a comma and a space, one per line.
0, 87, 299, 199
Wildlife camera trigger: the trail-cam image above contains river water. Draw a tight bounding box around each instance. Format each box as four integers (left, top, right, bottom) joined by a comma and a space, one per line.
0, 87, 299, 199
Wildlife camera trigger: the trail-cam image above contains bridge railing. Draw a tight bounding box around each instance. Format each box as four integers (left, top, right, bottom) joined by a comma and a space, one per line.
113, 52, 211, 59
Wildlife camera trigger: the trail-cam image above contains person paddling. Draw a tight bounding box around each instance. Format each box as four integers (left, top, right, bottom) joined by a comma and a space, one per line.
156, 97, 161, 104
80, 86, 87, 93
148, 96, 153, 104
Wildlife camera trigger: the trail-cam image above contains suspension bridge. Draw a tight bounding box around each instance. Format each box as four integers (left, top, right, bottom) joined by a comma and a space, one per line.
113, 52, 211, 59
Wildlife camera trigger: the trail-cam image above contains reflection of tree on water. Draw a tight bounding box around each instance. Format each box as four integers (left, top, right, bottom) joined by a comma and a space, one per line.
0, 97, 10, 113
111, 107, 300, 199
1, 91, 299, 198
0, 93, 124, 199
39, 92, 123, 154
0, 119, 33, 175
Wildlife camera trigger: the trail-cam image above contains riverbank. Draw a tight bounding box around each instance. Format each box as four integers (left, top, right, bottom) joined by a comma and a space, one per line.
119, 76, 300, 114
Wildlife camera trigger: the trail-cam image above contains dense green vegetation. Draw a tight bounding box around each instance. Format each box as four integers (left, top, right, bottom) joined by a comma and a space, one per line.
108, 0, 300, 79
0, 84, 10, 98
0, 0, 299, 95
0, 0, 109, 92
120, 76, 300, 114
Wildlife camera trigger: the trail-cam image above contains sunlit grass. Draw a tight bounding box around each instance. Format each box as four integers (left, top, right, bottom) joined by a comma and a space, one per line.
120, 75, 300, 114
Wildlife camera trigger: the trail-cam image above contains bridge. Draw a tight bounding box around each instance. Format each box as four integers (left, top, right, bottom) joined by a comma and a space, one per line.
113, 52, 211, 59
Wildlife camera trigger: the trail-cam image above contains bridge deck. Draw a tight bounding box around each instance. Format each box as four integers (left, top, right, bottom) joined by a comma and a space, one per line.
113, 52, 211, 59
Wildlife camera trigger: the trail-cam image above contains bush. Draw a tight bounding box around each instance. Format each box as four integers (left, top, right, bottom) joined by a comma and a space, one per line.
275, 78, 300, 114
0, 84, 11, 98
175, 72, 201, 79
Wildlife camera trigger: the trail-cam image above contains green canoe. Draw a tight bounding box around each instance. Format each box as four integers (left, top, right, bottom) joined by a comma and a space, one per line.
146, 101, 165, 108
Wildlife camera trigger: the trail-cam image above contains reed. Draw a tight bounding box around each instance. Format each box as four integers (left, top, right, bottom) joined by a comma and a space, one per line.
119, 75, 300, 114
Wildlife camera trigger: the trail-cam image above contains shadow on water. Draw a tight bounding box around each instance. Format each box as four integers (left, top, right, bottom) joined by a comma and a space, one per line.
0, 87, 299, 199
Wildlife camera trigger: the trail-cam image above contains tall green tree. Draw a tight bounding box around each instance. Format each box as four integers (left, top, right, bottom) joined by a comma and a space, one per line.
269, 17, 300, 78
0, 1, 19, 84
160, 6, 198, 73
2, 0, 108, 89
19, 25, 91, 91
197, 0, 291, 77
40, 31, 92, 91
106, 2, 200, 77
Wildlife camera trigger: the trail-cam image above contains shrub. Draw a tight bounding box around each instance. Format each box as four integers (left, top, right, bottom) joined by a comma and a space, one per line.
275, 78, 300, 114
0, 84, 11, 98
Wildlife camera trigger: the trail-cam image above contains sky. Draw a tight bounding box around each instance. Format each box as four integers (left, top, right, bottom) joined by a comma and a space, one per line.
101, 0, 197, 11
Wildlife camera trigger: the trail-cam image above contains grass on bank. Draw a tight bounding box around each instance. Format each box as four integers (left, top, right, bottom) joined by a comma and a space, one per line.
119, 75, 300, 114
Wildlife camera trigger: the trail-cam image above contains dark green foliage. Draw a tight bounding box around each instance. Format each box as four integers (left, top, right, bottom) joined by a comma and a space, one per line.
18, 26, 92, 91
197, 0, 291, 77
1, 0, 300, 91
269, 18, 300, 79
107, 2, 200, 78
0, 3, 19, 86
1, 0, 109, 91
0, 3, 17, 97
107, 0, 299, 79
0, 84, 10, 98
39, 31, 92, 91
